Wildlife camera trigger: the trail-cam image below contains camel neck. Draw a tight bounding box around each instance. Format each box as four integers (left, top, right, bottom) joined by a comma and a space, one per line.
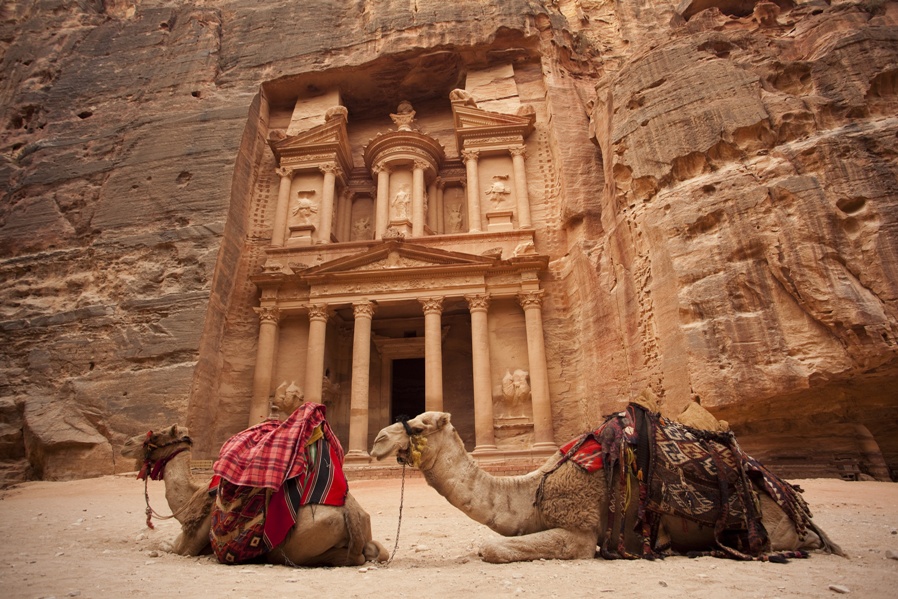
160, 451, 200, 518
419, 427, 543, 537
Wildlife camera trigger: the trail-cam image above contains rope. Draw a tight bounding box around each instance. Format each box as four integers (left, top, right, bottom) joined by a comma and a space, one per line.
384, 462, 407, 565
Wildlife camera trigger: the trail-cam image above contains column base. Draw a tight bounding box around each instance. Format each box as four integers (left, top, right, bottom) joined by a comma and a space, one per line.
529, 442, 559, 458
472, 444, 499, 455
344, 450, 372, 465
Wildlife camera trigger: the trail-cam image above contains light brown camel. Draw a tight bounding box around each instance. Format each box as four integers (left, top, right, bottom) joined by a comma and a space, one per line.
122, 425, 388, 566
370, 412, 843, 563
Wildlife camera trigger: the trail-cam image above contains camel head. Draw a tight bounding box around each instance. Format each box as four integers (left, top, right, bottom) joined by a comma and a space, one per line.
121, 424, 193, 480
370, 412, 452, 468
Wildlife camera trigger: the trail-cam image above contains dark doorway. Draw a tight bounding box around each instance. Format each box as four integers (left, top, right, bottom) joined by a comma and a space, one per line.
391, 358, 425, 423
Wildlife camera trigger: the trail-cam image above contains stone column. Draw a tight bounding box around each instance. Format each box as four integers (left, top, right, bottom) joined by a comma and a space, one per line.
412, 160, 427, 237
420, 297, 444, 412
435, 179, 445, 233
510, 146, 532, 229
304, 303, 329, 403
427, 178, 438, 232
462, 149, 482, 232
466, 293, 497, 453
318, 163, 339, 244
272, 167, 294, 246
373, 163, 391, 239
248, 306, 280, 426
338, 189, 352, 242
518, 291, 555, 450
347, 301, 376, 462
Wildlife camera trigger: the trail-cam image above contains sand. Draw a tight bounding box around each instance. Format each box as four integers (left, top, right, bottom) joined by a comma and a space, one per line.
1, 475, 897, 599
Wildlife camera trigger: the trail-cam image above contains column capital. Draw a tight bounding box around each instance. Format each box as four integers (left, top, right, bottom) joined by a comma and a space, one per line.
306, 303, 329, 322
462, 149, 480, 163
509, 146, 527, 159
352, 300, 376, 319
413, 159, 429, 171
517, 290, 544, 310
373, 162, 393, 175
276, 166, 295, 178
254, 305, 281, 324
419, 296, 444, 315
465, 293, 490, 312
319, 162, 342, 177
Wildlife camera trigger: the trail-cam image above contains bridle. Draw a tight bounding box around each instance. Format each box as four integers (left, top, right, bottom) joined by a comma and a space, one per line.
137, 430, 193, 530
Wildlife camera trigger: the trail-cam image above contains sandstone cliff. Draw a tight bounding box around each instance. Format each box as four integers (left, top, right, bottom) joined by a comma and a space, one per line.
0, 0, 895, 483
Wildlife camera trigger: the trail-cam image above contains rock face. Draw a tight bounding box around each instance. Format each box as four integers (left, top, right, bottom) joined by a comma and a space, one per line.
0, 0, 896, 483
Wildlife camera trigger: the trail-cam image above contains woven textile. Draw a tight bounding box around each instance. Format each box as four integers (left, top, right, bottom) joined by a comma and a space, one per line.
209, 426, 348, 564
213, 402, 342, 490
547, 403, 814, 560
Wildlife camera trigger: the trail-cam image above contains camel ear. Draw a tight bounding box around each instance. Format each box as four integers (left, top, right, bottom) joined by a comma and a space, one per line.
437, 413, 451, 429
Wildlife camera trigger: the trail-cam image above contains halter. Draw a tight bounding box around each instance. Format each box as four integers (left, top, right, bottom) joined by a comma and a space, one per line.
137, 430, 194, 529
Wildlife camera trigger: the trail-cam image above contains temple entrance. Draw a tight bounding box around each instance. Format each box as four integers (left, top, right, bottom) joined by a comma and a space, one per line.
391, 357, 426, 423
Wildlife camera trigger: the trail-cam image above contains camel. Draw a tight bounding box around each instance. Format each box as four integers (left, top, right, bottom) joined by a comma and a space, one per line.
370, 411, 844, 563
122, 424, 388, 566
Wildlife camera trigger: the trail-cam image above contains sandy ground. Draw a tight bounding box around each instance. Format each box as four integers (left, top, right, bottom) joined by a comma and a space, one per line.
1, 474, 897, 599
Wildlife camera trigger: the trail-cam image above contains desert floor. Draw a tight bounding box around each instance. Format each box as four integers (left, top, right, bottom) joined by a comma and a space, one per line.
1, 475, 897, 599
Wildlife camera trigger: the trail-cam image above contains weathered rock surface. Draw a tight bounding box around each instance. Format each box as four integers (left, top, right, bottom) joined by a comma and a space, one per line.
0, 0, 896, 483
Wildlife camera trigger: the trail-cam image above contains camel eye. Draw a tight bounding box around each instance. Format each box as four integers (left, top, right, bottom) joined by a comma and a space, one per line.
411, 426, 424, 435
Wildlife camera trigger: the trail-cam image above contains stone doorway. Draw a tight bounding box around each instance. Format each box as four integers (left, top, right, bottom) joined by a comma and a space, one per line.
390, 357, 426, 423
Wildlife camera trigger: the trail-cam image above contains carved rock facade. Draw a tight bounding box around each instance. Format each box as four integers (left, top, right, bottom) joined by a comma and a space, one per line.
0, 1, 895, 483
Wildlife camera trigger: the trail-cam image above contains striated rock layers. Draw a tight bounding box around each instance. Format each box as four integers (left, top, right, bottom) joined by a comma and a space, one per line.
1, 0, 896, 484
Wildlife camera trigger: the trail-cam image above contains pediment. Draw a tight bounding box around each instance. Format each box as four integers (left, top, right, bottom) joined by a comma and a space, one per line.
452, 104, 535, 143
299, 240, 497, 280
269, 116, 353, 172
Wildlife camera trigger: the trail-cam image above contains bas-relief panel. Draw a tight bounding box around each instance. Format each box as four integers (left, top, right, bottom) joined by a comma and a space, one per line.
350, 196, 374, 241
442, 185, 467, 233
488, 297, 533, 450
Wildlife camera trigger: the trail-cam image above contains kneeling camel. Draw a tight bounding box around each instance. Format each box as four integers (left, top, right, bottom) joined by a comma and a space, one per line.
371, 411, 843, 563
122, 425, 387, 566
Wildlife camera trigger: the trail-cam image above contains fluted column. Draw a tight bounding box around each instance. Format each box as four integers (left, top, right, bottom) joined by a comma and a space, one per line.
427, 178, 438, 232
518, 291, 555, 449
412, 160, 427, 237
510, 146, 532, 228
272, 167, 294, 246
466, 293, 497, 452
347, 301, 376, 462
304, 303, 329, 403
462, 149, 482, 232
338, 189, 352, 242
248, 306, 280, 426
420, 297, 444, 412
318, 163, 339, 243
373, 163, 391, 239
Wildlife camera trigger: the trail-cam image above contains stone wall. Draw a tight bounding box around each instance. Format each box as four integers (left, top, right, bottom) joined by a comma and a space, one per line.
1, 0, 896, 483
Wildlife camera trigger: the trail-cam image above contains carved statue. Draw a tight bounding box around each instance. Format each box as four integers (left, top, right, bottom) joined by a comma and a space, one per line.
292, 192, 318, 224
449, 88, 477, 107
392, 184, 411, 220
271, 380, 303, 419
502, 369, 531, 406
352, 216, 372, 240
322, 373, 341, 406
448, 203, 464, 232
485, 175, 510, 207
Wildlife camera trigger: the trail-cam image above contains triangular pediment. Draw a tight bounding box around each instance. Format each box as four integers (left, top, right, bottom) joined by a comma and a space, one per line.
452, 104, 536, 131
299, 240, 497, 280
269, 116, 353, 173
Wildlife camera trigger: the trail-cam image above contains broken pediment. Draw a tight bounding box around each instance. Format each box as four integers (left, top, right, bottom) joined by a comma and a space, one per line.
268, 108, 353, 174
451, 99, 536, 153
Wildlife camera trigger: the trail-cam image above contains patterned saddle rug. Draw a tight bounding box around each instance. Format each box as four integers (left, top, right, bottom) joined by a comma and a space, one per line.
209, 403, 348, 564
548, 402, 815, 560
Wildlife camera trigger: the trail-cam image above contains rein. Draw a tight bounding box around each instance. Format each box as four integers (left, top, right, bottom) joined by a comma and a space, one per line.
137, 431, 193, 530
385, 418, 428, 564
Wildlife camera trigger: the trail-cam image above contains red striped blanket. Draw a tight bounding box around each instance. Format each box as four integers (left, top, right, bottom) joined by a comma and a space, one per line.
209, 403, 348, 564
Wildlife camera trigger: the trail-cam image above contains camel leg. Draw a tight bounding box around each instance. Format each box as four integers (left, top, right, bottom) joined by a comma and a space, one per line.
479, 528, 597, 563
172, 515, 213, 556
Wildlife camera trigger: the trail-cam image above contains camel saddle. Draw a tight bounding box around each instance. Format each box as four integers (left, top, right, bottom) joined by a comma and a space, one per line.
209, 403, 348, 564
550, 402, 815, 560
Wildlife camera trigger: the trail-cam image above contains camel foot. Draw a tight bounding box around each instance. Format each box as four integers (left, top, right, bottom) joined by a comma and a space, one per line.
478, 528, 598, 563
365, 540, 389, 563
